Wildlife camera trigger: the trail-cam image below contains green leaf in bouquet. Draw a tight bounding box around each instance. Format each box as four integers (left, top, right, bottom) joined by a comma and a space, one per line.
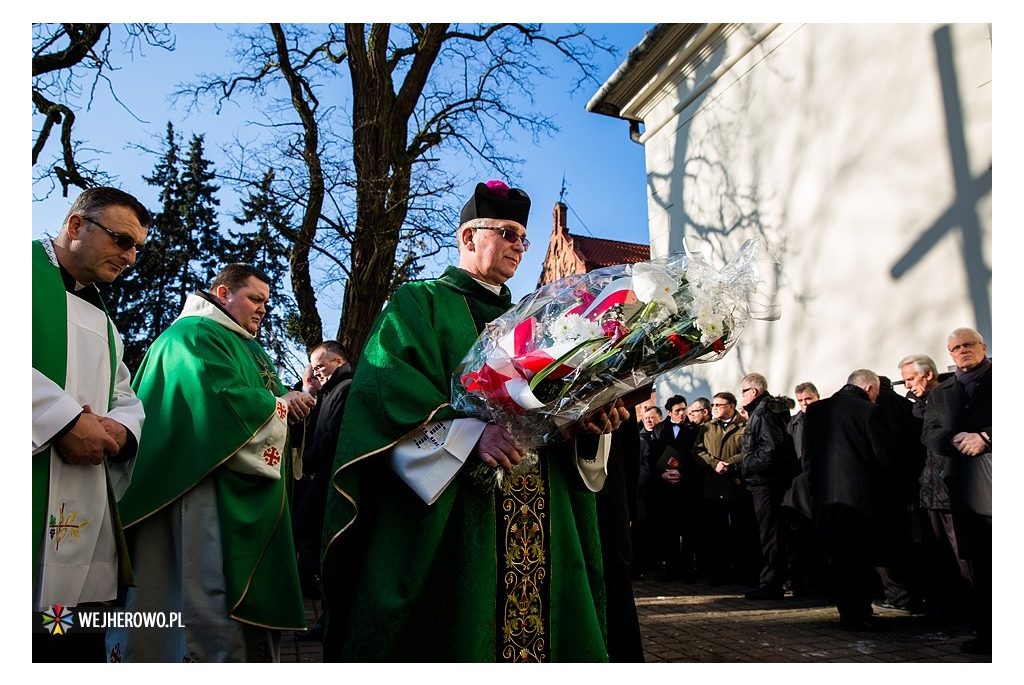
527, 336, 606, 392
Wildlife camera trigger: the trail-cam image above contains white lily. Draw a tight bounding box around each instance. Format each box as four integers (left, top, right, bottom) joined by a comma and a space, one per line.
631, 265, 678, 314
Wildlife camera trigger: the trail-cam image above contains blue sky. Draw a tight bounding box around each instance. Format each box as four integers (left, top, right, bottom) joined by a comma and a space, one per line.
30, 23, 654, 313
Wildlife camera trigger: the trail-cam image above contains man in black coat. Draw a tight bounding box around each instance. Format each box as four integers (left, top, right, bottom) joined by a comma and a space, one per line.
900, 353, 972, 623
739, 373, 797, 600
633, 405, 663, 578
650, 394, 701, 581
293, 340, 354, 639
804, 369, 899, 629
921, 327, 992, 655
782, 381, 821, 596
872, 376, 925, 612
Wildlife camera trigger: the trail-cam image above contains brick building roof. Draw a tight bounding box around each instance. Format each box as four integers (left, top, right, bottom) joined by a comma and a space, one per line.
571, 234, 650, 270
536, 201, 649, 288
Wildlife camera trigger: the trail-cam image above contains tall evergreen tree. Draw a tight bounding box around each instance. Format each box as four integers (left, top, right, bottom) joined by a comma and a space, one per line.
103, 122, 222, 372
228, 168, 301, 367
180, 132, 223, 293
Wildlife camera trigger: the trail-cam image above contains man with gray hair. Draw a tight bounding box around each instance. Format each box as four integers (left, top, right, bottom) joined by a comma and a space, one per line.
900, 353, 971, 624
739, 373, 798, 600
804, 369, 900, 630
921, 327, 991, 654
320, 180, 627, 662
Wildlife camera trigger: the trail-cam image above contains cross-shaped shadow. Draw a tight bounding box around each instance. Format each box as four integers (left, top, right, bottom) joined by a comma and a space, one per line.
891, 25, 992, 340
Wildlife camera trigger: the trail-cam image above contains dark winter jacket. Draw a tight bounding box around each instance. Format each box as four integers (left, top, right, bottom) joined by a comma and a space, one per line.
303, 362, 354, 477
804, 384, 901, 563
876, 380, 926, 505
914, 392, 955, 510
782, 411, 812, 519
921, 365, 992, 517
740, 393, 798, 491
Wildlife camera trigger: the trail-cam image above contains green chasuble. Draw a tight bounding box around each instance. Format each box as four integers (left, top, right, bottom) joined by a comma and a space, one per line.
117, 297, 305, 629
321, 266, 607, 662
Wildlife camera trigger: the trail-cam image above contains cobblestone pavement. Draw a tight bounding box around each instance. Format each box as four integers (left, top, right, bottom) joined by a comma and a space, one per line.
281, 577, 991, 664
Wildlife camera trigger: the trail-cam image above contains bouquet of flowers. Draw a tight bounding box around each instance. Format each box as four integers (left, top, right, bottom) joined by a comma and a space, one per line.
451, 236, 780, 486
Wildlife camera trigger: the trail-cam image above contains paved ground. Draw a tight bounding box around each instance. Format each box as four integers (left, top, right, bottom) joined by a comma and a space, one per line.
281, 576, 990, 664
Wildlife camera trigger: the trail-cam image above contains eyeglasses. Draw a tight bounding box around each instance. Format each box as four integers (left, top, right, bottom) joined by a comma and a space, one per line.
84, 217, 145, 254
712, 402, 733, 408
474, 225, 530, 251
687, 409, 708, 415
741, 387, 754, 394
312, 356, 342, 373
948, 340, 979, 354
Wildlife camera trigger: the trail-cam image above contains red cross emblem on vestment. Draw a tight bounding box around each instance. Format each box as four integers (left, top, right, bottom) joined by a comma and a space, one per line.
276, 400, 288, 420
263, 446, 281, 467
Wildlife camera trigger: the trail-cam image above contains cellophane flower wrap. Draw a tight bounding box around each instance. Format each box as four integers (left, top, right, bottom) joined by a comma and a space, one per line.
451, 236, 780, 487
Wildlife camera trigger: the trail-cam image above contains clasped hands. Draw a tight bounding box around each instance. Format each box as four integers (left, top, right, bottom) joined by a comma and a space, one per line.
57, 404, 127, 466
473, 399, 630, 472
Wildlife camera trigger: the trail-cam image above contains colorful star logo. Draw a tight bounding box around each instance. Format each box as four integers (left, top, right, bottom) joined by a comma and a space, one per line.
41, 605, 75, 635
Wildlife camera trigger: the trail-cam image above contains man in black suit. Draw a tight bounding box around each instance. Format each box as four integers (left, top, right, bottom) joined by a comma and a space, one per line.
921, 327, 992, 655
650, 394, 701, 581
805, 369, 900, 629
293, 341, 354, 640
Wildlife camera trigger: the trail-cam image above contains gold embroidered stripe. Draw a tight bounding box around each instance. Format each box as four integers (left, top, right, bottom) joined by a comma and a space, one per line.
497, 458, 550, 662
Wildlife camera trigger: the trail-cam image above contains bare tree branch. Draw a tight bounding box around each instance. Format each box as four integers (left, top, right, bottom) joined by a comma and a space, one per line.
32, 23, 174, 196
179, 22, 613, 361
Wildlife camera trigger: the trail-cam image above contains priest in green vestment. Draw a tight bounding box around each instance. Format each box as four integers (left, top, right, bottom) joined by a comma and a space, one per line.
321, 180, 627, 662
32, 188, 150, 663
105, 264, 315, 662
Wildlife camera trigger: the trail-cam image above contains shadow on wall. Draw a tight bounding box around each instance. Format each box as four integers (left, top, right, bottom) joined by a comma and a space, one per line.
889, 25, 992, 346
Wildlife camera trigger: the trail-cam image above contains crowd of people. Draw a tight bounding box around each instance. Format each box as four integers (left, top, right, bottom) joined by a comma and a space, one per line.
32, 183, 992, 662
627, 334, 992, 655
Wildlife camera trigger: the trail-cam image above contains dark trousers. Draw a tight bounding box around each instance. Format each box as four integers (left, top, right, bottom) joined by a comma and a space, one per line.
828, 559, 877, 622
875, 504, 922, 608
629, 517, 658, 578
960, 512, 992, 642
920, 509, 972, 620
784, 508, 822, 594
705, 497, 760, 585
653, 481, 697, 577
293, 470, 330, 582
751, 487, 787, 590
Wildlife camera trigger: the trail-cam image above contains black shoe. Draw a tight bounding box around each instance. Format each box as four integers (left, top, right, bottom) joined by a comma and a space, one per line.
960, 638, 991, 655
873, 599, 910, 612
745, 586, 784, 600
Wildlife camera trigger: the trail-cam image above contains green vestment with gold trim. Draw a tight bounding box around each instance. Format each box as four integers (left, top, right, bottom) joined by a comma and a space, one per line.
321, 266, 607, 662
116, 295, 305, 630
